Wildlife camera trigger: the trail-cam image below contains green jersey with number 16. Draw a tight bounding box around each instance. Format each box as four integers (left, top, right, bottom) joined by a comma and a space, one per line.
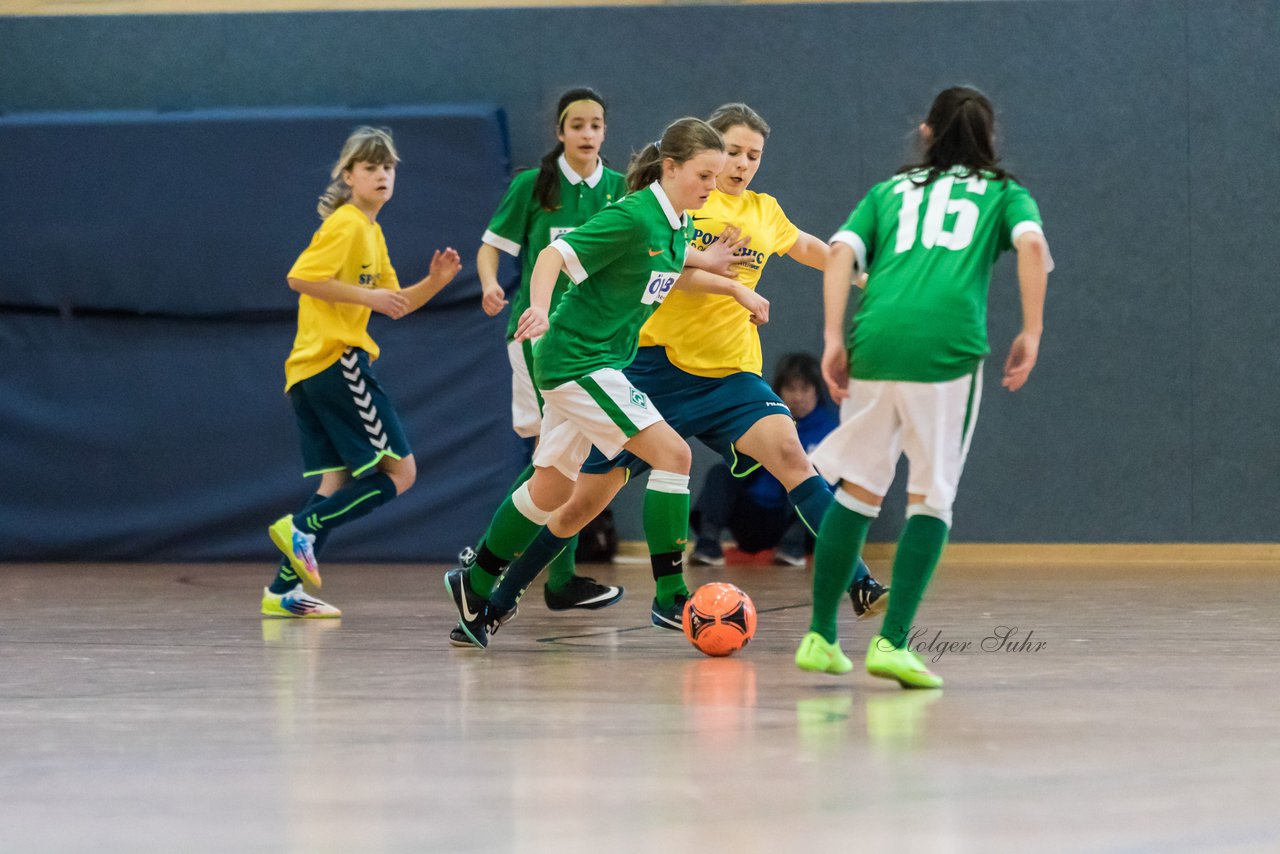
832, 166, 1047, 383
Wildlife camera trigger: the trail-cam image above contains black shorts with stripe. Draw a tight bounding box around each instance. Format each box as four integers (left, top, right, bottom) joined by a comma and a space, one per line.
289, 348, 412, 478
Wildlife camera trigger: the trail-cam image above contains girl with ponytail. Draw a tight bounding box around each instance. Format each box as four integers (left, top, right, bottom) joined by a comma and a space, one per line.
260, 125, 461, 620
470, 88, 628, 614
446, 117, 771, 648
798, 86, 1054, 686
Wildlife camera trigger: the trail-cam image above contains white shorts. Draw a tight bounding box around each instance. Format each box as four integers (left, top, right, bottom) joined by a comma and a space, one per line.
810, 368, 983, 520
533, 368, 665, 480
508, 339, 542, 438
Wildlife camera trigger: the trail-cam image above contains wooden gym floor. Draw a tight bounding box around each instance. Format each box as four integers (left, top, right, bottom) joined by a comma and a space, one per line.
2, 555, 1278, 852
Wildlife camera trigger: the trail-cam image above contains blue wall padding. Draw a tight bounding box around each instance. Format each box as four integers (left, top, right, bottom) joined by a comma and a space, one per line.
1, 1, 1279, 545
0, 106, 511, 314
0, 304, 525, 561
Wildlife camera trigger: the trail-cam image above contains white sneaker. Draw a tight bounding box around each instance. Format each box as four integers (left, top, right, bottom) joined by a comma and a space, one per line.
261, 585, 341, 618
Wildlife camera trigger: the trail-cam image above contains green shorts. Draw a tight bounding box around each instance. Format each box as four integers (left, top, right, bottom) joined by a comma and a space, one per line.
289, 348, 412, 478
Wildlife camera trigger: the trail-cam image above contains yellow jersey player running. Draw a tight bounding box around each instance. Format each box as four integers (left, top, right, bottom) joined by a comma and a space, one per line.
795, 87, 1053, 685
262, 126, 461, 618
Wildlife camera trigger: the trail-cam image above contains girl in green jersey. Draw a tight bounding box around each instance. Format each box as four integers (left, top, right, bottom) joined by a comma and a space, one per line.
796, 87, 1054, 686
472, 88, 628, 612
446, 118, 768, 648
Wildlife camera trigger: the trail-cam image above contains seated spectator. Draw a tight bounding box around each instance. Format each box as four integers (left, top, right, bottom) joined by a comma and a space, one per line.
690, 353, 839, 567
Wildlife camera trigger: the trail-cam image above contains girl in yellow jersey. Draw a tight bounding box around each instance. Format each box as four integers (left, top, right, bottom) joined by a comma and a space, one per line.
262, 126, 461, 618
479, 104, 885, 631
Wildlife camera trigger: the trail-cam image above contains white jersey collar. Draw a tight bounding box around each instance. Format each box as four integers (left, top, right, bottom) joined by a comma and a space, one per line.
558, 154, 604, 188
647, 182, 687, 230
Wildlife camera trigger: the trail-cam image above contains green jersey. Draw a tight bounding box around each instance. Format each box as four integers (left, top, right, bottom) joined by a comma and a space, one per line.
833, 166, 1045, 382
482, 156, 627, 341
533, 182, 692, 389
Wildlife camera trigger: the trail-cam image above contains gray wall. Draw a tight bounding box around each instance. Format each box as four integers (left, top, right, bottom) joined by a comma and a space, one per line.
3, 0, 1277, 542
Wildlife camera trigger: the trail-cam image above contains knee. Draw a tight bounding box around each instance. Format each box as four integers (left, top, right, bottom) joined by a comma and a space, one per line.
385, 457, 417, 494
775, 436, 812, 478
658, 440, 692, 475
553, 499, 596, 535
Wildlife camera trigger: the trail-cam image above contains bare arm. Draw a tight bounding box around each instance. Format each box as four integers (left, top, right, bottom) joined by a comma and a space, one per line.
1002, 232, 1051, 392
476, 243, 509, 317
288, 276, 410, 319
785, 230, 829, 271
674, 268, 769, 325
398, 248, 463, 314
820, 242, 857, 401
513, 245, 566, 341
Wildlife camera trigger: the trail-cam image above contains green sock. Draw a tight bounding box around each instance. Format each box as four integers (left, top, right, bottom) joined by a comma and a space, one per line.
468, 490, 546, 597
809, 500, 873, 643
644, 472, 690, 607
545, 534, 579, 590
463, 465, 538, 598
482, 493, 544, 560
879, 514, 950, 648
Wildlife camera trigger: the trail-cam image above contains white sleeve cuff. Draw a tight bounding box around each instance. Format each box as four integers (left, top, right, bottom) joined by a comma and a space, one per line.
482, 230, 521, 257
1011, 222, 1055, 273
550, 238, 588, 284
829, 230, 868, 273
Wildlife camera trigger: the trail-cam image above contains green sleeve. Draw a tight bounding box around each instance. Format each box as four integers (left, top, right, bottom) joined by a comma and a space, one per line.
482, 170, 537, 256
831, 191, 878, 272
1000, 181, 1045, 252
553, 204, 637, 284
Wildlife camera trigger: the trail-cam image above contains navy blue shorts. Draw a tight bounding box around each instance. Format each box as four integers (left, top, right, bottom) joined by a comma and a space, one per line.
580, 347, 791, 478
289, 348, 412, 478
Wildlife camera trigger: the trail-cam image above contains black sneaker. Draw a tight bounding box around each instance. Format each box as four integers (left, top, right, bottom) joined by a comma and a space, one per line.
544, 575, 624, 611
444, 567, 491, 649
449, 603, 518, 648
650, 593, 690, 631
850, 574, 889, 620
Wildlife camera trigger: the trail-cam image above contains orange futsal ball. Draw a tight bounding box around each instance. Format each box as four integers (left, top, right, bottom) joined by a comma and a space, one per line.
682, 582, 757, 657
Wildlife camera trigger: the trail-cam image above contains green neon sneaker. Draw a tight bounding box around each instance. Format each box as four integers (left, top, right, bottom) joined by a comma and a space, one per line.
794, 631, 854, 675
269, 515, 320, 589
261, 585, 341, 619
865, 635, 943, 689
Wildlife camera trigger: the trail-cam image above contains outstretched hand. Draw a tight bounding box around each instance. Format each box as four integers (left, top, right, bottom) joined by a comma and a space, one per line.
700, 225, 753, 278
430, 247, 462, 287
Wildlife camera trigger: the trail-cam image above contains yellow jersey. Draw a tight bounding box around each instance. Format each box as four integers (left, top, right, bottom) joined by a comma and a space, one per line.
283, 204, 400, 391
638, 188, 799, 377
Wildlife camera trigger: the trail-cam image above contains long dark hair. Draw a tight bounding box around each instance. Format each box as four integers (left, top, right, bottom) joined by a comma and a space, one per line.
533, 87, 607, 211
772, 352, 831, 406
900, 86, 1014, 186
625, 117, 724, 193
